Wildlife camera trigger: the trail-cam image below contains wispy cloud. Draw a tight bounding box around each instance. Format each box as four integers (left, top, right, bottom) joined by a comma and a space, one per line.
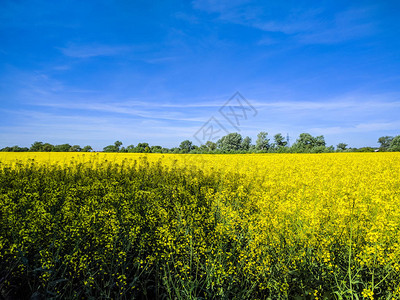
192, 1, 376, 44
31, 101, 208, 123
0, 108, 202, 149
310, 120, 400, 135
253, 99, 400, 111
59, 43, 133, 58
296, 8, 376, 44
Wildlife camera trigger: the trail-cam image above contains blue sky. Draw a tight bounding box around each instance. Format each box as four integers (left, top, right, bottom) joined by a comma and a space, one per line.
1, 0, 399, 150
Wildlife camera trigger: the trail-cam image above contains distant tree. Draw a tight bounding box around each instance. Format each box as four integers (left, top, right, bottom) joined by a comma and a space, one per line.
188, 145, 198, 153
42, 143, 55, 152
198, 144, 208, 152
292, 133, 319, 152
103, 145, 115, 152
126, 145, 135, 152
54, 144, 72, 152
135, 143, 150, 153
355, 147, 375, 152
205, 141, 217, 151
171, 147, 180, 154
310, 146, 327, 153
217, 133, 243, 151
114, 141, 122, 151
2, 146, 29, 152
378, 136, 394, 151
30, 141, 44, 152
326, 145, 335, 152
103, 141, 123, 152
179, 140, 194, 153
274, 133, 287, 147
256, 132, 270, 151
314, 135, 326, 147
70, 145, 81, 152
81, 145, 93, 152
151, 145, 163, 153
337, 143, 348, 151
388, 135, 400, 152
241, 136, 252, 151
103, 145, 116, 152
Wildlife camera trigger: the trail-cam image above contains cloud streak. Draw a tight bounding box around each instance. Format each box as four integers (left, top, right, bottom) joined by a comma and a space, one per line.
59, 44, 134, 58
192, 1, 376, 44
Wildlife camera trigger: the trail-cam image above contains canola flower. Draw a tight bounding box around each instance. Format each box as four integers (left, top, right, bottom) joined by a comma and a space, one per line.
0, 152, 399, 299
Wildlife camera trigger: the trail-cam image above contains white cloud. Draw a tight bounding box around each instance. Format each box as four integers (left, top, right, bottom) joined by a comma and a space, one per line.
192, 1, 376, 44
252, 99, 400, 111
59, 44, 133, 58
310, 121, 400, 135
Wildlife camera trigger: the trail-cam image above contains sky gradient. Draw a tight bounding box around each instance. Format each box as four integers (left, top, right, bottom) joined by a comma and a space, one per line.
1, 0, 400, 150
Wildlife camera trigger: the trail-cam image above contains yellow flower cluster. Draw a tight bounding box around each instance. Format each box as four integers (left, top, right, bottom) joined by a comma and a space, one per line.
0, 152, 399, 299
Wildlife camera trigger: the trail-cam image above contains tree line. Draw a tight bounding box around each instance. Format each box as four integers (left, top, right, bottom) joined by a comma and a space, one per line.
2, 132, 400, 153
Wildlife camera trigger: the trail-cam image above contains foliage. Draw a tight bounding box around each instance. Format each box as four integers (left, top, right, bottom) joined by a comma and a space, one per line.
388, 135, 400, 152
103, 141, 123, 152
241, 136, 252, 151
81, 145, 93, 152
337, 143, 348, 151
4, 133, 400, 154
274, 133, 287, 148
217, 133, 243, 152
179, 140, 194, 153
378, 136, 393, 151
255, 131, 270, 151
54, 144, 72, 152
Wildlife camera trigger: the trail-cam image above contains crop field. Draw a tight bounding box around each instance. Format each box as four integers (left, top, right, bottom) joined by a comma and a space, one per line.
0, 152, 400, 299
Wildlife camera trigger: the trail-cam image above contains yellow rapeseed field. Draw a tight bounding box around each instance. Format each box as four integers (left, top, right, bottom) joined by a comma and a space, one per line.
0, 152, 399, 299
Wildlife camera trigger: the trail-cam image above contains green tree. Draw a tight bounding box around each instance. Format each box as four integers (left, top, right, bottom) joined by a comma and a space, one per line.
81, 145, 93, 152
135, 143, 150, 153
1, 146, 28, 152
256, 132, 270, 151
355, 147, 375, 152
30, 141, 44, 152
388, 135, 400, 151
205, 141, 217, 151
103, 145, 115, 152
69, 145, 81, 152
198, 144, 208, 152
114, 141, 122, 151
241, 136, 252, 151
337, 143, 348, 151
54, 144, 72, 152
103, 141, 122, 152
314, 135, 326, 147
151, 145, 163, 153
217, 133, 243, 151
171, 147, 180, 153
378, 136, 394, 151
42, 143, 55, 152
179, 140, 194, 153
274, 133, 287, 147
292, 133, 318, 152
126, 145, 135, 152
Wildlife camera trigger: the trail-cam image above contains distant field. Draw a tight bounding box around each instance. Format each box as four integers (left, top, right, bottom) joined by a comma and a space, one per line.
1, 152, 399, 299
